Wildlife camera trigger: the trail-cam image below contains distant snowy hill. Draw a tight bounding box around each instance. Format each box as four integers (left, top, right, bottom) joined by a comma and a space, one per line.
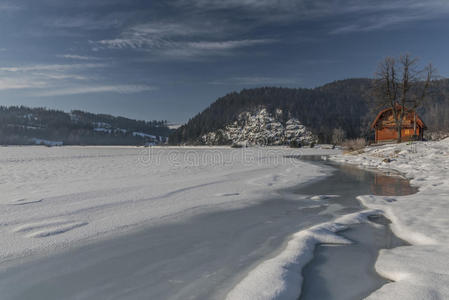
0, 106, 172, 145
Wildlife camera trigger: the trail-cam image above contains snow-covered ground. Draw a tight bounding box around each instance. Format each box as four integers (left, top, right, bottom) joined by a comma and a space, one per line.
0, 146, 337, 267
331, 138, 449, 299
226, 210, 383, 300
5, 142, 443, 300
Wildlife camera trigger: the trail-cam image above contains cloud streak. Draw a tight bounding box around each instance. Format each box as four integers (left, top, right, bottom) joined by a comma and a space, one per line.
0, 63, 106, 73
0, 78, 47, 91
0, 63, 105, 93
0, 3, 22, 12
94, 21, 275, 59
35, 84, 157, 97
209, 76, 301, 86
330, 0, 449, 34
174, 0, 449, 34
0, 64, 106, 90
0, 61, 156, 97
58, 54, 101, 60
88, 0, 449, 63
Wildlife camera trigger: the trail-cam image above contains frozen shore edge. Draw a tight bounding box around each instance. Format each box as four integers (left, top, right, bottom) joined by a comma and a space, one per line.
329, 139, 449, 300
228, 138, 449, 300
225, 209, 384, 300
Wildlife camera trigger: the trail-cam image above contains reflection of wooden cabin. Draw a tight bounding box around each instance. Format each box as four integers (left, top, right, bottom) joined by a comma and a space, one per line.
370, 173, 417, 196
371, 106, 427, 143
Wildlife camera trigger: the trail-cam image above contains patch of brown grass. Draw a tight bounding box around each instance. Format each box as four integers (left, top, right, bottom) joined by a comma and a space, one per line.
342, 138, 367, 153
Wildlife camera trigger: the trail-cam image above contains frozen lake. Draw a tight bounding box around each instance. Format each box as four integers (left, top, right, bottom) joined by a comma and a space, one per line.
0, 151, 416, 300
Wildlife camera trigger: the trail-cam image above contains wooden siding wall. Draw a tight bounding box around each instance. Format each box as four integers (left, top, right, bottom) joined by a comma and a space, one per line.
376, 127, 421, 142
374, 109, 424, 142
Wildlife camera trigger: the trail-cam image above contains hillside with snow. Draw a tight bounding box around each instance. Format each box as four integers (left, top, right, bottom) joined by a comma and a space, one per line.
0, 106, 171, 145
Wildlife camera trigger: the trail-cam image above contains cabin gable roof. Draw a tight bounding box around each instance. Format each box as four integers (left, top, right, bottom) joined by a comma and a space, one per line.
371, 106, 427, 130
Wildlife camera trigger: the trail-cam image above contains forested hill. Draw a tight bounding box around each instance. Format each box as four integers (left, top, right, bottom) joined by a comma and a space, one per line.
0, 106, 172, 145
170, 79, 373, 144
170, 78, 449, 145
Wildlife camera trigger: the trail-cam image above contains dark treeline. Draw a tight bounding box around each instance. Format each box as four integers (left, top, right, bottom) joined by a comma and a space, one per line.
170, 78, 449, 144
0, 106, 172, 145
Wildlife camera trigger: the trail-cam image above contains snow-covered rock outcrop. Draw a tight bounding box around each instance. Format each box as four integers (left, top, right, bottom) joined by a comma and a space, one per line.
202, 108, 317, 146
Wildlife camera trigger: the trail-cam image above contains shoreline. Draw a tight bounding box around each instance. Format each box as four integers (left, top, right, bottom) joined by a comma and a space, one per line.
330, 139, 449, 299
226, 158, 416, 300
300, 216, 407, 300
298, 158, 416, 300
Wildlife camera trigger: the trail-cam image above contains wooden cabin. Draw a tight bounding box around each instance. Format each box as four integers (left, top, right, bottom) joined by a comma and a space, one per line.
371, 106, 427, 143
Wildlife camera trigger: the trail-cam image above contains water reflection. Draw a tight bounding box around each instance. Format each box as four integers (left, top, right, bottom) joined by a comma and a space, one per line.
337, 164, 417, 196
299, 157, 416, 300
370, 173, 417, 196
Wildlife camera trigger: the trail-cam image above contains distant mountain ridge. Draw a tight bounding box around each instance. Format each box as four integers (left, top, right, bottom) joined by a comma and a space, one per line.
0, 106, 172, 145
170, 78, 449, 145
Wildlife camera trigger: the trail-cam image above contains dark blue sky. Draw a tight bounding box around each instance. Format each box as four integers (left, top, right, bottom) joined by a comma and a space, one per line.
0, 0, 448, 123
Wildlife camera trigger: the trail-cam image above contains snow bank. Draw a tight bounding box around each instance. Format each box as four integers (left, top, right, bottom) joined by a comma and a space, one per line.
310, 194, 340, 200
0, 146, 337, 266
331, 138, 449, 299
226, 210, 381, 300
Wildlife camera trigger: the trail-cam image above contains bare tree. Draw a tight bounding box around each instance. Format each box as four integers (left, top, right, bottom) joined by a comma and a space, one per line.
408, 63, 435, 135
372, 54, 435, 142
331, 127, 346, 145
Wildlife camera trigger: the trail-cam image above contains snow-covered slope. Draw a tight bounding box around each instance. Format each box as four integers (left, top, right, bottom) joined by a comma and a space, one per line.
331, 138, 449, 299
202, 108, 317, 146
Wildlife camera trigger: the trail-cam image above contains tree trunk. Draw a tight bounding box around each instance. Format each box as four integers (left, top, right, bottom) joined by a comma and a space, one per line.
397, 125, 402, 143
413, 111, 417, 137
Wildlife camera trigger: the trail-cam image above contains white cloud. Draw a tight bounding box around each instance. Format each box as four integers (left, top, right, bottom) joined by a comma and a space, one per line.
92, 0, 449, 62
34, 73, 89, 81
0, 63, 106, 72
0, 3, 21, 12
95, 21, 274, 58
131, 22, 207, 38
93, 19, 276, 58
327, 2, 446, 34
0, 63, 107, 93
58, 54, 101, 61
210, 76, 300, 86
327, 0, 449, 34
35, 84, 157, 97
176, 0, 295, 10
47, 15, 122, 30
0, 78, 47, 91
96, 22, 222, 50
178, 0, 449, 14
0, 62, 156, 97
187, 39, 274, 50
175, 0, 449, 34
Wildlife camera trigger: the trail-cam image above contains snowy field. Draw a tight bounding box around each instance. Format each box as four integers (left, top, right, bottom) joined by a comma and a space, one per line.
0, 146, 337, 267
331, 138, 449, 299
3, 143, 442, 299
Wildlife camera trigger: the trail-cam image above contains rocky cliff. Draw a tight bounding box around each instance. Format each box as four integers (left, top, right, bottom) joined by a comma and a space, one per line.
201, 108, 317, 146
